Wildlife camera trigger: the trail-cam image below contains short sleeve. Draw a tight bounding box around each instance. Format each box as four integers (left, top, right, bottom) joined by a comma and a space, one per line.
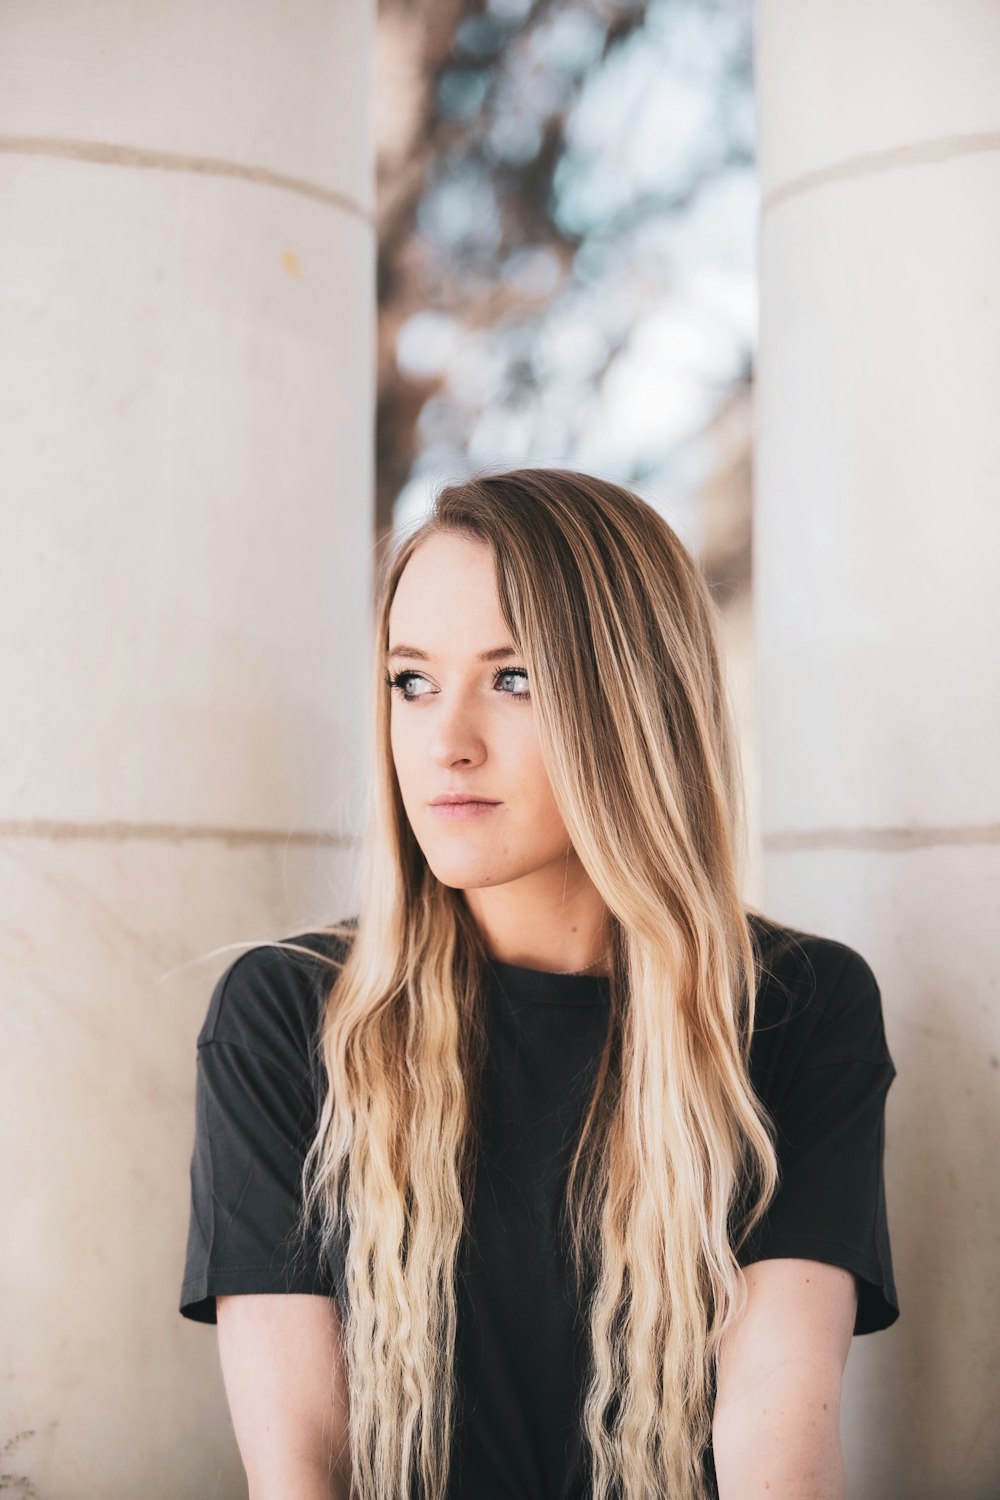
737, 949, 900, 1336
179, 950, 344, 1323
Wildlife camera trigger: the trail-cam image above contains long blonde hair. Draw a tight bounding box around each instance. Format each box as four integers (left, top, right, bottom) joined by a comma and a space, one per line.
297, 466, 780, 1500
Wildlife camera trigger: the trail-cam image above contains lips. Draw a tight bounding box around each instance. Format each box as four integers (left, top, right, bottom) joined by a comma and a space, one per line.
428, 793, 502, 819
429, 793, 501, 806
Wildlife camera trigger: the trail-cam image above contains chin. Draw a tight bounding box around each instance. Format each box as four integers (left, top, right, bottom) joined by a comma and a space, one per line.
423, 853, 514, 891
431, 868, 507, 891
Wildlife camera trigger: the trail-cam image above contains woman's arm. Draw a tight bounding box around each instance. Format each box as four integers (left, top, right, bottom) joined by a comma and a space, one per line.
711, 1258, 857, 1500
216, 1292, 352, 1500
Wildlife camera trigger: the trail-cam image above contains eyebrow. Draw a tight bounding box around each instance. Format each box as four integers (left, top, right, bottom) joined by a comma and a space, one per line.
386, 643, 519, 663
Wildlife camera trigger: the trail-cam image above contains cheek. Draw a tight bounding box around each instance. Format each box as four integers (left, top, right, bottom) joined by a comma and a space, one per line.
389, 713, 414, 789
516, 737, 564, 822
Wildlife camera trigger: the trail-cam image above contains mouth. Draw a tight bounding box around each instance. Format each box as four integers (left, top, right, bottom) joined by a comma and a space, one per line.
429, 797, 502, 819
429, 794, 501, 806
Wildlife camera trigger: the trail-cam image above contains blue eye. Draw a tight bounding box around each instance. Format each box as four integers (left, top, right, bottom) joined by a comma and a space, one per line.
491, 666, 530, 697
383, 667, 531, 702
383, 670, 430, 702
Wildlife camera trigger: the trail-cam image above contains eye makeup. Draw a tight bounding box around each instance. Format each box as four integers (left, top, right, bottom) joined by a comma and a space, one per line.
384, 664, 530, 703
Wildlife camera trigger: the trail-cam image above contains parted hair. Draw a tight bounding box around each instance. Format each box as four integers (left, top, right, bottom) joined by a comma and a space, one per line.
291, 466, 780, 1500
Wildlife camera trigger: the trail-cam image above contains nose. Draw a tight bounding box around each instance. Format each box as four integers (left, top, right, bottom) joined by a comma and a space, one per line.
427, 691, 488, 770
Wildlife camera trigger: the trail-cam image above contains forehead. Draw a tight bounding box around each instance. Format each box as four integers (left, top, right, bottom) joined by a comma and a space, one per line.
389, 532, 503, 636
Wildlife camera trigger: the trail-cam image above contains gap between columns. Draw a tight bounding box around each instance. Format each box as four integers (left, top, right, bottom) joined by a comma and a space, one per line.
0, 819, 356, 847
0, 133, 375, 222
762, 129, 1000, 215
763, 824, 1000, 852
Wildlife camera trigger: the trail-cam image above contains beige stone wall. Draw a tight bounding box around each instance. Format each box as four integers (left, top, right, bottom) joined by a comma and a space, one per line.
0, 4, 375, 1494
755, 4, 1000, 1496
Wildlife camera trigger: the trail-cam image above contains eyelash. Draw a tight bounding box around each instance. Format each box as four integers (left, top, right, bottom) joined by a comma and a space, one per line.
383, 665, 530, 703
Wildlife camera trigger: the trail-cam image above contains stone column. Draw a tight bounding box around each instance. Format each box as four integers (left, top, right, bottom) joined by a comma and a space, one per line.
0, 4, 375, 1494
755, 5, 1000, 1496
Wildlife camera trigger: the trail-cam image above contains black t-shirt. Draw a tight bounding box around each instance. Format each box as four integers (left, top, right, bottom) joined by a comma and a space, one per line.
180, 913, 899, 1498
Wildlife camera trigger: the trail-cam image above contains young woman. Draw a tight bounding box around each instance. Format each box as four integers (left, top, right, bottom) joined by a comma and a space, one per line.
180, 467, 899, 1500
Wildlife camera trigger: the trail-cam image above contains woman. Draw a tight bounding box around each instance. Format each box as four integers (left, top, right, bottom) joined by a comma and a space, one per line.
180, 467, 899, 1500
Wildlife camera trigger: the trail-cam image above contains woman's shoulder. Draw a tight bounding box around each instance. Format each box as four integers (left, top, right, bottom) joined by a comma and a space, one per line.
745, 909, 891, 1069
195, 918, 358, 1067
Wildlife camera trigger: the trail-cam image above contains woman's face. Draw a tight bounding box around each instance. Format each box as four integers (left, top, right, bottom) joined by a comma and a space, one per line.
386, 530, 572, 892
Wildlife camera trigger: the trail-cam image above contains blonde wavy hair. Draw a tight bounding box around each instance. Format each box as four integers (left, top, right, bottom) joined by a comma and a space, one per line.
292, 466, 780, 1500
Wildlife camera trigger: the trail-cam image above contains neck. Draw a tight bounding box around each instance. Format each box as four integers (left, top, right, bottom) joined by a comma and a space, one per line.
463, 851, 609, 975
